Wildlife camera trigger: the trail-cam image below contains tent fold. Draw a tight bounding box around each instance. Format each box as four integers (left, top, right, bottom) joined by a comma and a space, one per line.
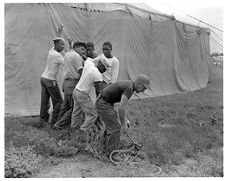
5, 3, 212, 116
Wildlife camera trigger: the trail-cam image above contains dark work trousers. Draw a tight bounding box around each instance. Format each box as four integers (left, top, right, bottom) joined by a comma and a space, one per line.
54, 79, 78, 128
95, 95, 121, 155
40, 77, 63, 124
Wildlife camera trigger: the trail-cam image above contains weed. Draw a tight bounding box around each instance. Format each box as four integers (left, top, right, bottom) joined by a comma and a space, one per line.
5, 143, 42, 178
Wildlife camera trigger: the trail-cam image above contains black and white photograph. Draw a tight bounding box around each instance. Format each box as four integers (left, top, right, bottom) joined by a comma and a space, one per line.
3, 0, 224, 179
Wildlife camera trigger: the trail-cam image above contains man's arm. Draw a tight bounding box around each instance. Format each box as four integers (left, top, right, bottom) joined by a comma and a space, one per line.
111, 58, 119, 83
55, 25, 68, 55
74, 54, 84, 79
118, 95, 129, 133
93, 53, 97, 59
92, 54, 102, 65
56, 25, 73, 53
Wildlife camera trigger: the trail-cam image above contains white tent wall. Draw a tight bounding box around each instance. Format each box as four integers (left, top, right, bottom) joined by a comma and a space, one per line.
5, 3, 212, 116
173, 22, 211, 91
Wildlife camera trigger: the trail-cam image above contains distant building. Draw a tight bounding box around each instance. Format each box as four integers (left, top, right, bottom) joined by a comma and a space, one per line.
212, 55, 223, 66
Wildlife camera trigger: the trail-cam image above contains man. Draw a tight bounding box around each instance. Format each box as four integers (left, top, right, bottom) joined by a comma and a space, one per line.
93, 41, 119, 92
53, 42, 86, 130
95, 74, 151, 157
39, 26, 65, 127
70, 58, 110, 132
86, 42, 97, 59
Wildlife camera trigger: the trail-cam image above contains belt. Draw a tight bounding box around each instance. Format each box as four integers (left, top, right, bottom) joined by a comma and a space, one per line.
65, 78, 79, 82
75, 88, 89, 95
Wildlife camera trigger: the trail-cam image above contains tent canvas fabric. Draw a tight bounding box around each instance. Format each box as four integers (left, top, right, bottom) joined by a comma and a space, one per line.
5, 3, 212, 116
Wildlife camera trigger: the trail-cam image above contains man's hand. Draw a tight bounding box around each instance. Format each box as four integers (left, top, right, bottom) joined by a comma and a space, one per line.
118, 95, 129, 134
56, 25, 64, 37
126, 118, 131, 128
68, 38, 72, 45
58, 25, 63, 32
68, 38, 72, 49
121, 118, 130, 134
93, 53, 97, 58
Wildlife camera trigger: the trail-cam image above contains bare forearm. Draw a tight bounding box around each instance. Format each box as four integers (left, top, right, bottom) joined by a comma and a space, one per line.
118, 108, 126, 125
111, 61, 119, 82
111, 71, 118, 83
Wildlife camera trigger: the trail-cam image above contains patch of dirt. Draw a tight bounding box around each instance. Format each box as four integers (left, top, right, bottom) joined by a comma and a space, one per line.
34, 145, 223, 178
34, 152, 162, 177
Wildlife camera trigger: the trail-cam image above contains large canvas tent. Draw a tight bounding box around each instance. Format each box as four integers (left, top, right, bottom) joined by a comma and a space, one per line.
5, 3, 212, 116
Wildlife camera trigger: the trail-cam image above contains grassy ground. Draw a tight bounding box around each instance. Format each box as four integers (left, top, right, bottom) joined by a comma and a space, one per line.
4, 66, 223, 177
126, 66, 223, 176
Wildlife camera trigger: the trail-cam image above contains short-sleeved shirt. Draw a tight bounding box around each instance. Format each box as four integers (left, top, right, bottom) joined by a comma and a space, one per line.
94, 54, 119, 84
41, 47, 64, 80
76, 60, 102, 94
84, 58, 95, 69
101, 80, 135, 104
64, 50, 83, 80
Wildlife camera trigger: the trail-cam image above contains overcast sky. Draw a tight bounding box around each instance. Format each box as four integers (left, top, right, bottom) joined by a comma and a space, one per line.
133, 0, 224, 53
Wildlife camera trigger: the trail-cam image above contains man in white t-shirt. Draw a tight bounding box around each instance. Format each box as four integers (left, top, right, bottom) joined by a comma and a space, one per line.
53, 42, 86, 130
70, 58, 110, 131
39, 26, 65, 127
93, 41, 119, 92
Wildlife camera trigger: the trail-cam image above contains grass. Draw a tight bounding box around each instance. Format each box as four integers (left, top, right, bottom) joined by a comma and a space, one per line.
4, 66, 223, 177
126, 66, 223, 176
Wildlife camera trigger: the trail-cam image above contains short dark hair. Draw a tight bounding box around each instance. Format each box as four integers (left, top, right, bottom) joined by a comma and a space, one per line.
53, 39, 61, 45
73, 42, 87, 49
103, 41, 112, 49
86, 42, 95, 49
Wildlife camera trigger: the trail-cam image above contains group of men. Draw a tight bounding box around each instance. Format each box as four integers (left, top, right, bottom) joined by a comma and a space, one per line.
39, 25, 151, 158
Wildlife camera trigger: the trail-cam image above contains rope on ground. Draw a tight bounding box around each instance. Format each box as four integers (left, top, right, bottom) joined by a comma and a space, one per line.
109, 132, 162, 176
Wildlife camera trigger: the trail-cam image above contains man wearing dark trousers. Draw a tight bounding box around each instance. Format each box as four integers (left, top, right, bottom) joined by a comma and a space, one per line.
95, 74, 151, 159
39, 26, 65, 127
53, 42, 87, 130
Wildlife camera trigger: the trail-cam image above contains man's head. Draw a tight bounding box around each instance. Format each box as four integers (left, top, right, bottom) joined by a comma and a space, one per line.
134, 74, 151, 93
73, 42, 87, 56
96, 58, 110, 73
86, 42, 95, 58
53, 37, 65, 52
102, 41, 112, 58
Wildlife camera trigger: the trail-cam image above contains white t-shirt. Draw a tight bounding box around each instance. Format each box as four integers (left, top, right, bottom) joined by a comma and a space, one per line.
94, 54, 119, 84
41, 48, 64, 80
64, 50, 83, 80
85, 57, 95, 69
76, 60, 102, 94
